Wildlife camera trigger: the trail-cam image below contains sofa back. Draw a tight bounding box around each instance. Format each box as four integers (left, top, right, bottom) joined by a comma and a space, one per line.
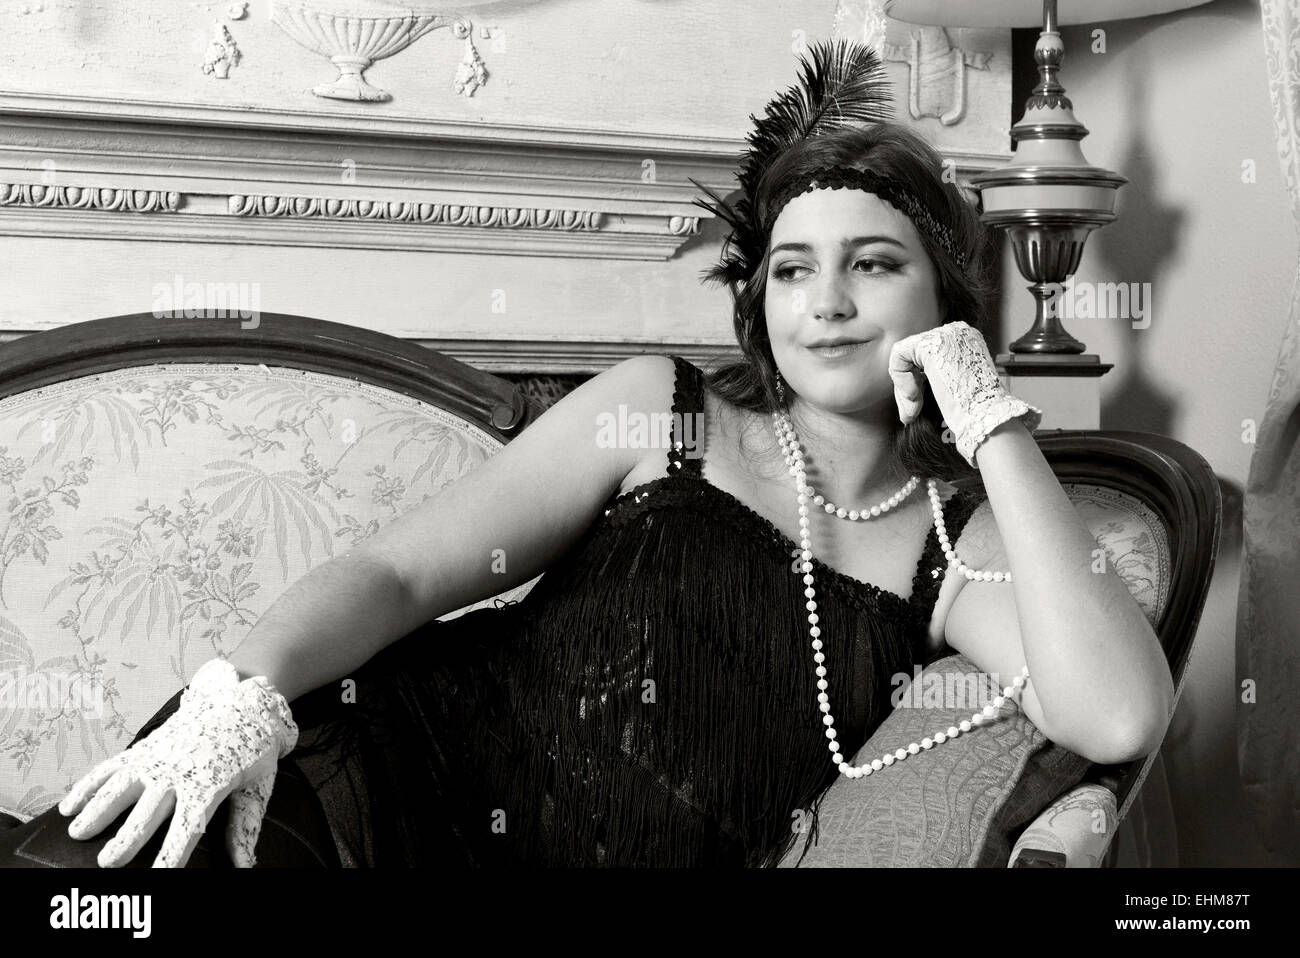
0, 314, 538, 820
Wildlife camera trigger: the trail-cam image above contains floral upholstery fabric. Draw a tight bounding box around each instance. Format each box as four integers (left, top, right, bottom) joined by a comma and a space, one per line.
1061, 481, 1170, 629
0, 363, 535, 821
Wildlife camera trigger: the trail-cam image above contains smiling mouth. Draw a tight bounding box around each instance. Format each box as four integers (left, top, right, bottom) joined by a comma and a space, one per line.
807, 341, 872, 358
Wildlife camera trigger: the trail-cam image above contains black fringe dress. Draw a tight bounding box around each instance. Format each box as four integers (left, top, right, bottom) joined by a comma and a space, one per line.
286, 355, 982, 867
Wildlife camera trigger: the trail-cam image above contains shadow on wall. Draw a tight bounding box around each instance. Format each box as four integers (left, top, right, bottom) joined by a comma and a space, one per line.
1093, 53, 1183, 438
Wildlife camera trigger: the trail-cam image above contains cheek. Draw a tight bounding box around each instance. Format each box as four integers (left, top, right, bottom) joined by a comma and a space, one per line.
763, 291, 800, 341
764, 285, 800, 324
878, 282, 942, 338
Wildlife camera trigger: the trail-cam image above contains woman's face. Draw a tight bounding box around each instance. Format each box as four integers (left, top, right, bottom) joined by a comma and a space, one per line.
764, 187, 943, 417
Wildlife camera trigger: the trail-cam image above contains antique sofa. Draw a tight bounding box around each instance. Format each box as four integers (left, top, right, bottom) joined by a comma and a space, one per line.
0, 312, 1220, 867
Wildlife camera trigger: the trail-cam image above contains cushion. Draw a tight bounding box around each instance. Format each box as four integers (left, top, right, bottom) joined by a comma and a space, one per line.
776, 484, 1171, 868
0, 362, 536, 822
778, 652, 1092, 867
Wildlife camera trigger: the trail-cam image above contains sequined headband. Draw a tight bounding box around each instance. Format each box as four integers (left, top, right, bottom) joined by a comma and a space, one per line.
765, 166, 968, 270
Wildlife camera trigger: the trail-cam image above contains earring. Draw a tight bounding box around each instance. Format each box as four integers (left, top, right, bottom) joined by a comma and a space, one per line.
774, 370, 787, 408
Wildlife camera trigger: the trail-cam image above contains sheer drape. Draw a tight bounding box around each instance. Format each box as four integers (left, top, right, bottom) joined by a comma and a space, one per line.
1237, 0, 1300, 867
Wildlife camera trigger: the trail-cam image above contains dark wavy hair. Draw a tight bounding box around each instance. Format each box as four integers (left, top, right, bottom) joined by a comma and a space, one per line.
702, 121, 999, 482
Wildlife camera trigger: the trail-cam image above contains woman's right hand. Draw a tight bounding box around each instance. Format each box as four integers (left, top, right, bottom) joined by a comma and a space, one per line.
57, 658, 299, 868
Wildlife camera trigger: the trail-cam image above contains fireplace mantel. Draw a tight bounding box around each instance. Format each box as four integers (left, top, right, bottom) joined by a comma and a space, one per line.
0, 93, 748, 262
0, 0, 1013, 375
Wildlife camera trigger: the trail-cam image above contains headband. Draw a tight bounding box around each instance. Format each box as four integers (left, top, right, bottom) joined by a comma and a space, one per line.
689, 39, 971, 289
765, 165, 968, 270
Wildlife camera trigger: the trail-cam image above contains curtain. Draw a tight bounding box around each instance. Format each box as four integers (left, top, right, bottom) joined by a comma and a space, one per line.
1237, 0, 1300, 868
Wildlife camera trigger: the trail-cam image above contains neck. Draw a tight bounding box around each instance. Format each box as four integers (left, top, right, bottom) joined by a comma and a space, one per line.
783, 396, 915, 504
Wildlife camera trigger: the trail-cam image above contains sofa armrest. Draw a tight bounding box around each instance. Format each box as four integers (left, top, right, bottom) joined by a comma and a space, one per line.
1008, 783, 1118, 868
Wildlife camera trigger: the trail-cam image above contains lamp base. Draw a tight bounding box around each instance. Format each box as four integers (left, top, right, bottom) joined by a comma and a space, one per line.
995, 353, 1113, 431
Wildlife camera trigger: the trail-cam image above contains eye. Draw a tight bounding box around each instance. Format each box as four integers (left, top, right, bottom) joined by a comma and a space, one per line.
855, 258, 897, 274
772, 258, 897, 283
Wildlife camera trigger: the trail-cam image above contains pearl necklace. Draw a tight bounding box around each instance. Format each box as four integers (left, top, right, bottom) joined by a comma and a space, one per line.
772, 409, 1030, 778
808, 475, 921, 520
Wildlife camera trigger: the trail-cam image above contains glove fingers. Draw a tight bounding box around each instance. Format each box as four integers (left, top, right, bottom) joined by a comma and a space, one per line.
58, 755, 125, 818
887, 339, 926, 424
68, 770, 145, 840
225, 772, 276, 868
97, 787, 175, 868
893, 378, 925, 424
152, 793, 224, 868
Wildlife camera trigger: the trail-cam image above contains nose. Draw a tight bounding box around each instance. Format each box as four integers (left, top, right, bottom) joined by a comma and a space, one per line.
809, 268, 855, 322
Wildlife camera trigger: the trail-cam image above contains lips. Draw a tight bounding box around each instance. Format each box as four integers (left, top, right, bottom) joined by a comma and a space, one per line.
807, 339, 873, 358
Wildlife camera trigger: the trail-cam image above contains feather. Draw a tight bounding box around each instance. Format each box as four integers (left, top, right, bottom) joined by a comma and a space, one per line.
689, 38, 895, 289
738, 38, 893, 199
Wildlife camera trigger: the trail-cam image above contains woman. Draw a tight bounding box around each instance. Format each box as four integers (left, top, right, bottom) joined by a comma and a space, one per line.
47, 42, 1173, 869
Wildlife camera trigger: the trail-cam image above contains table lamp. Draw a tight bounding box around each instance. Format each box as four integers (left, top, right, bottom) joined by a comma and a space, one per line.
883, 0, 1214, 426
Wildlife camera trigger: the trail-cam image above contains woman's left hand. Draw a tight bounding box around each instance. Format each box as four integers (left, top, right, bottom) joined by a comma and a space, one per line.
888, 320, 1043, 468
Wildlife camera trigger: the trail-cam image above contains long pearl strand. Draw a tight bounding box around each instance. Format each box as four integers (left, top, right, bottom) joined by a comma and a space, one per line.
772, 409, 1030, 777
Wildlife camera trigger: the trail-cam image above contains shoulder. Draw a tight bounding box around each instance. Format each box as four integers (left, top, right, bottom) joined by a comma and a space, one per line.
583, 355, 692, 492
573, 354, 682, 425
598, 353, 681, 396
508, 355, 684, 489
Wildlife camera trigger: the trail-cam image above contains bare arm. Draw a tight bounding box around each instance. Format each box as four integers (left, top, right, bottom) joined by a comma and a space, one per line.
941, 419, 1173, 765
227, 354, 679, 702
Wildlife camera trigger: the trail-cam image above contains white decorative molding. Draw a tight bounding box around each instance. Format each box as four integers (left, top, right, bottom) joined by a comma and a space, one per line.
0, 207, 699, 260
452, 31, 489, 97
201, 24, 242, 80
832, 1, 1012, 153
270, 0, 487, 102
0, 182, 697, 259
226, 193, 604, 231
0, 100, 767, 259
0, 183, 180, 213
0, 89, 1015, 167
668, 216, 700, 236
884, 27, 992, 126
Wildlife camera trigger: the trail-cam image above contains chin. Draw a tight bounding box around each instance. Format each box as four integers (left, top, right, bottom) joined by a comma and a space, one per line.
793, 382, 880, 416
787, 362, 883, 413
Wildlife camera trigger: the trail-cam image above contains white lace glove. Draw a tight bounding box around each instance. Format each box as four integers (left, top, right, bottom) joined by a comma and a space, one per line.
57, 658, 298, 868
888, 320, 1043, 468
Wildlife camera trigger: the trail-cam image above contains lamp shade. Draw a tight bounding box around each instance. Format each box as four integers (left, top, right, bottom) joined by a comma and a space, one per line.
883, 0, 1215, 28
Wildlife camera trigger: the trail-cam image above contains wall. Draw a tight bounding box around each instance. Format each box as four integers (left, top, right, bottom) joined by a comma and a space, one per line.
1000, 0, 1289, 865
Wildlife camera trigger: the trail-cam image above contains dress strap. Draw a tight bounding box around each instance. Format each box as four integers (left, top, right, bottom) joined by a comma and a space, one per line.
907, 488, 983, 637
666, 355, 706, 478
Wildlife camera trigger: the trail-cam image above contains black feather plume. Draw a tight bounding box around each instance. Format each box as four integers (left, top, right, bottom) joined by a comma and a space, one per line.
689, 38, 895, 289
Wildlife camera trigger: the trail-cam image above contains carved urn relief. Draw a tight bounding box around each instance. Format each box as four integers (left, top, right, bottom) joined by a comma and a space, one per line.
270, 0, 491, 101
